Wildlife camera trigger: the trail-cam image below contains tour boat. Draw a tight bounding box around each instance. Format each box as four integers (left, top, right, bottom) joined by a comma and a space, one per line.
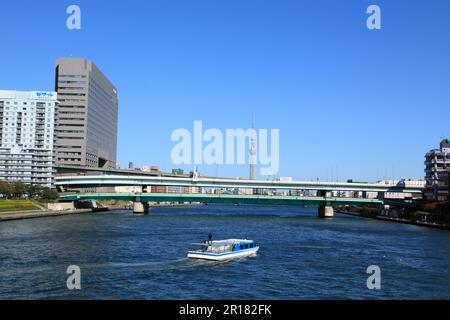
187, 239, 259, 261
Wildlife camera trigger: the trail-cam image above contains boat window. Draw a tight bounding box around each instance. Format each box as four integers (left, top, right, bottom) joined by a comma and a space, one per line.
245, 244, 249, 249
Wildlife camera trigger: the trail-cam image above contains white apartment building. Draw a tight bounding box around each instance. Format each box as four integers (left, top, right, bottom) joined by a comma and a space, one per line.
425, 139, 450, 201
0, 90, 57, 187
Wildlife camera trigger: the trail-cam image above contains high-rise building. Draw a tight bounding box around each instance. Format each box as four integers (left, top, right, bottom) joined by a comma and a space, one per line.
425, 139, 450, 201
0, 90, 57, 187
55, 58, 118, 168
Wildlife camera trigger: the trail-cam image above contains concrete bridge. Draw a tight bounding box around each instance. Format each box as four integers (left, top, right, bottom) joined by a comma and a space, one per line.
55, 174, 423, 193
60, 193, 385, 218
55, 172, 422, 218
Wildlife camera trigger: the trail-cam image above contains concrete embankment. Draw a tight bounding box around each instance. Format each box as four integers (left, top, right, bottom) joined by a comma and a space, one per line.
0, 208, 108, 222
0, 202, 202, 222
338, 210, 450, 231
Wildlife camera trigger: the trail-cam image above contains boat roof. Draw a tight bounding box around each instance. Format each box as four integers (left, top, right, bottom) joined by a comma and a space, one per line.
190, 239, 254, 246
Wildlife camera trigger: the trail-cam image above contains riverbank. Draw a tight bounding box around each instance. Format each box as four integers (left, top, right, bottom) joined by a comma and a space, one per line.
0, 200, 47, 213
0, 207, 105, 222
338, 209, 450, 231
0, 201, 203, 222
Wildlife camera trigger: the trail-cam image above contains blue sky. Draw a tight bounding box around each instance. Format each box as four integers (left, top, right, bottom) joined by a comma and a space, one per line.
1, 0, 449, 181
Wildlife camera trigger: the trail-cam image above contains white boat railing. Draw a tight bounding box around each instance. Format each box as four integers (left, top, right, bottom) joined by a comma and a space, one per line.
188, 244, 235, 254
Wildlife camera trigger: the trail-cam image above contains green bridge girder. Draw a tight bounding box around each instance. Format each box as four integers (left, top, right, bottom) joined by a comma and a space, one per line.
60, 193, 385, 207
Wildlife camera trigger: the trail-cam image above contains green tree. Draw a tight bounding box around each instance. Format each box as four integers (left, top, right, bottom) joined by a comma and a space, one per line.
12, 180, 27, 199
25, 184, 41, 199
41, 187, 59, 201
0, 180, 13, 199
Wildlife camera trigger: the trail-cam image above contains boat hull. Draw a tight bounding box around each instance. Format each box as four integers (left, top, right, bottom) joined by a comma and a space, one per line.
187, 247, 259, 261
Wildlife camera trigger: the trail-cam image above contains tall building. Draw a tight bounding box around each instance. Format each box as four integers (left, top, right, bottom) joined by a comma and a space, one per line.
0, 90, 57, 187
425, 139, 450, 201
55, 58, 118, 168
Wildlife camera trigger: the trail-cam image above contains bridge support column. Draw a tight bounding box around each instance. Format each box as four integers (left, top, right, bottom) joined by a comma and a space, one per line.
133, 202, 150, 215
318, 205, 334, 218
318, 190, 333, 197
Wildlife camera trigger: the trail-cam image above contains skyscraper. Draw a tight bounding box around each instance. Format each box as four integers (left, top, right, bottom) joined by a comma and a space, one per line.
0, 90, 57, 187
55, 58, 118, 168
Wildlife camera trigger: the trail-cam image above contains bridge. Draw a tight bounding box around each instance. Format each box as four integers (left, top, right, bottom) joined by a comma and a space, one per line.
55, 173, 422, 218
59, 193, 385, 217
55, 175, 423, 193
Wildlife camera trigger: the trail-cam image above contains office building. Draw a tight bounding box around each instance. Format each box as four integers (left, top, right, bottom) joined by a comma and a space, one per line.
55, 58, 118, 168
0, 90, 57, 187
425, 139, 450, 201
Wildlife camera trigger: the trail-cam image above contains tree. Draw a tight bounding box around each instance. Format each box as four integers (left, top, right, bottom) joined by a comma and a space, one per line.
12, 180, 27, 199
25, 184, 35, 199
25, 184, 42, 199
41, 187, 59, 201
0, 180, 59, 202
0, 180, 13, 199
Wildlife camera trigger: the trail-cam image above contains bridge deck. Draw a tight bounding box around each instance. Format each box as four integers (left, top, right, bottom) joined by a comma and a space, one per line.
55, 175, 423, 193
60, 193, 385, 206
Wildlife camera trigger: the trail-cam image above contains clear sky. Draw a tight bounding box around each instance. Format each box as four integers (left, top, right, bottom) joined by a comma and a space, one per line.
1, 0, 449, 181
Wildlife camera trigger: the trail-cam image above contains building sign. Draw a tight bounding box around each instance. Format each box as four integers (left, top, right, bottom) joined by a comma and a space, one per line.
30, 91, 57, 100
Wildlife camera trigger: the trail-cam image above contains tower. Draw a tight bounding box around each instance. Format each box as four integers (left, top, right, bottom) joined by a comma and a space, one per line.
249, 115, 256, 180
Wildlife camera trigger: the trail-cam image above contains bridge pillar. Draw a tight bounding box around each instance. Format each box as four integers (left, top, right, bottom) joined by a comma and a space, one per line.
318, 190, 332, 197
318, 205, 334, 218
133, 202, 150, 215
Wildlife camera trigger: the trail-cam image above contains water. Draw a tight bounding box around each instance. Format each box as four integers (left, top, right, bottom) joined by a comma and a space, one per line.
1, 204, 449, 300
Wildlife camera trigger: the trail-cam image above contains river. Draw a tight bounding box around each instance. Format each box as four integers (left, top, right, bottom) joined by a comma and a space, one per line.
1, 204, 449, 299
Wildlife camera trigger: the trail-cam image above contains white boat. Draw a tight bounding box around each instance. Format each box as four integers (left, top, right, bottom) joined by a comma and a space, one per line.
187, 239, 259, 261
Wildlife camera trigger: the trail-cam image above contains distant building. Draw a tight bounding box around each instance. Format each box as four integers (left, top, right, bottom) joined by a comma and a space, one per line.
115, 186, 141, 193
151, 185, 168, 193
425, 139, 450, 201
55, 58, 118, 169
0, 90, 57, 187
238, 188, 254, 195
398, 179, 426, 189
167, 186, 187, 193
374, 179, 425, 200
187, 186, 201, 194
172, 168, 184, 175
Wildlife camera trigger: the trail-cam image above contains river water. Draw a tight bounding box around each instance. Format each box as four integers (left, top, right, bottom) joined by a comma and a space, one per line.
1, 204, 449, 299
